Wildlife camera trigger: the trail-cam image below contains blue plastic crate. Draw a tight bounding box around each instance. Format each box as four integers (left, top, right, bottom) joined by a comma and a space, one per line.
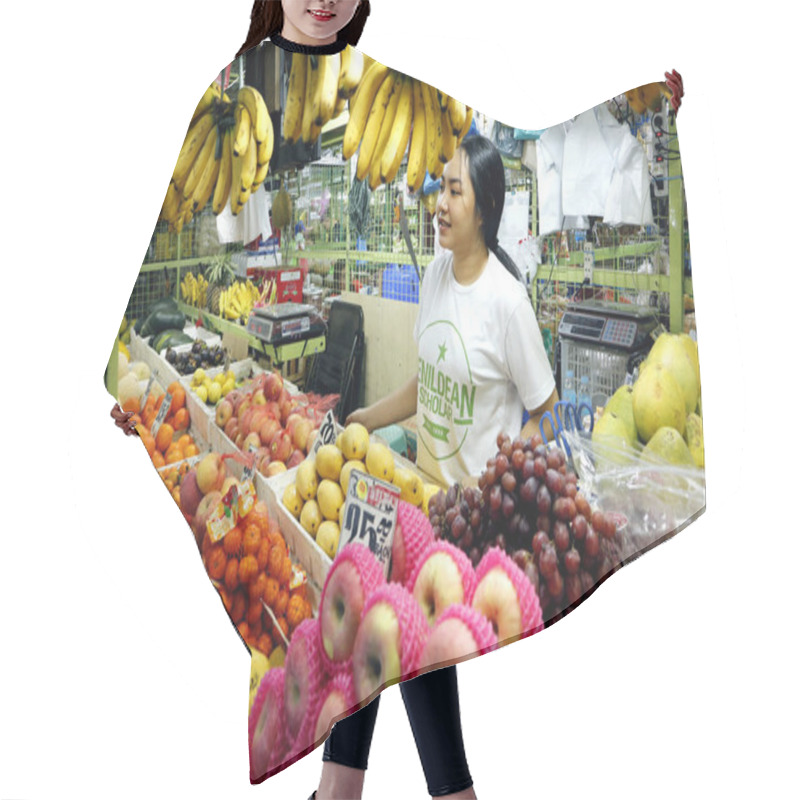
381, 263, 419, 304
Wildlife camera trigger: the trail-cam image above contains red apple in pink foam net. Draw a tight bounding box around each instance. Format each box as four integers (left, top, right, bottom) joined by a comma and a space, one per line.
259, 417, 281, 446
287, 449, 305, 469
270, 430, 293, 463
224, 417, 239, 442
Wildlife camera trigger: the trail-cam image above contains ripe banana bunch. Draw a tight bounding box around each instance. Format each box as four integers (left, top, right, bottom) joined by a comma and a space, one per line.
283, 46, 364, 144
181, 271, 209, 308
161, 81, 274, 231
219, 280, 259, 322
343, 64, 473, 192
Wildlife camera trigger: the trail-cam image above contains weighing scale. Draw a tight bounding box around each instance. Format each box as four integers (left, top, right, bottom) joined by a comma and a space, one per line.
246, 302, 326, 346
557, 300, 658, 353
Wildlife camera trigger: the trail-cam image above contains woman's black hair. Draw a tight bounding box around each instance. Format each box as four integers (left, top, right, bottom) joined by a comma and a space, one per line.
457, 135, 524, 283
236, 0, 371, 58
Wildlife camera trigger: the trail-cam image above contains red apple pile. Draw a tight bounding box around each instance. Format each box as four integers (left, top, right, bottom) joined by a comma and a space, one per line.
215, 371, 320, 477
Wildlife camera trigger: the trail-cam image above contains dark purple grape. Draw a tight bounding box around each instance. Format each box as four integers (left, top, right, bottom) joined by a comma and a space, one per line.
451, 515, 467, 540
575, 493, 591, 519
584, 526, 600, 557
536, 484, 552, 515
501, 471, 517, 494
517, 515, 531, 543
533, 444, 547, 460
522, 458, 536, 481
536, 514, 551, 535
565, 574, 582, 604
496, 431, 508, 450
553, 497, 577, 522
470, 508, 482, 530
579, 569, 595, 594
509, 513, 522, 538
512, 436, 525, 452
478, 473, 487, 491
547, 570, 564, 601
545, 468, 565, 496
446, 485, 459, 508
564, 482, 577, 499
501, 440, 513, 459
546, 450, 561, 470
459, 500, 470, 519
445, 506, 458, 527
533, 456, 547, 479
470, 547, 482, 567
484, 466, 496, 487
602, 515, 618, 540
462, 528, 474, 550
512, 549, 529, 570
553, 520, 570, 552
572, 514, 588, 541
489, 485, 503, 513
495, 453, 509, 477
539, 543, 558, 579
502, 492, 516, 519
495, 533, 507, 552
511, 448, 526, 473
520, 476, 538, 505
591, 510, 605, 533
532, 531, 549, 556
564, 547, 581, 575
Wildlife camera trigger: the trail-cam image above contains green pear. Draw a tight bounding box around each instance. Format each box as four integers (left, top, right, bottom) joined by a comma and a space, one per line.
642, 426, 696, 467
604, 385, 637, 445
633, 363, 686, 442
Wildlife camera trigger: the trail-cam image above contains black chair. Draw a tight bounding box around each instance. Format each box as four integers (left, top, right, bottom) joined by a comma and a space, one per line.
305, 300, 365, 424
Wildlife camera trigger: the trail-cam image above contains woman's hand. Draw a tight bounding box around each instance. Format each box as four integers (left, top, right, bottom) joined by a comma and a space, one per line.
665, 69, 684, 114
345, 407, 372, 431
111, 403, 139, 436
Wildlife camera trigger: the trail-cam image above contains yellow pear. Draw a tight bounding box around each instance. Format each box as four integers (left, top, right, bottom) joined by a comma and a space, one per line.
393, 466, 423, 506
249, 650, 270, 712
642, 426, 695, 467
316, 520, 341, 559
604, 385, 637, 445
647, 333, 698, 415
269, 645, 286, 668
296, 459, 319, 501
365, 442, 395, 482
300, 499, 322, 536
340, 459, 366, 493
316, 444, 344, 482
318, 479, 345, 521
685, 413, 704, 468
282, 484, 303, 518
632, 363, 686, 442
341, 423, 370, 461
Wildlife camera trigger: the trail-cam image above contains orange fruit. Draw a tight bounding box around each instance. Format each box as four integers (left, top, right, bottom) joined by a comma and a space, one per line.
248, 572, 268, 603
173, 408, 189, 431
222, 526, 243, 557
177, 434, 193, 451
246, 600, 263, 626
279, 555, 292, 586
168, 384, 186, 413
121, 397, 140, 414
243, 524, 262, 557
151, 451, 166, 469
224, 558, 240, 590
206, 546, 227, 581
287, 594, 306, 629
140, 430, 156, 457
256, 539, 271, 572
239, 554, 259, 585
155, 423, 174, 453
153, 393, 166, 413
171, 486, 181, 505
184, 443, 199, 458
263, 576, 279, 607
267, 545, 284, 579
274, 589, 289, 617
165, 446, 184, 465
237, 620, 251, 640
231, 591, 247, 624
256, 634, 274, 658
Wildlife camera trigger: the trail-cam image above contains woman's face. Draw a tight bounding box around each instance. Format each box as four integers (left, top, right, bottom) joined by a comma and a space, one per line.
281, 0, 361, 44
436, 149, 483, 254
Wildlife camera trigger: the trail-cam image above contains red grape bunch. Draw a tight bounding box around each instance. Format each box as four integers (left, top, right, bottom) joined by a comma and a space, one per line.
429, 483, 487, 567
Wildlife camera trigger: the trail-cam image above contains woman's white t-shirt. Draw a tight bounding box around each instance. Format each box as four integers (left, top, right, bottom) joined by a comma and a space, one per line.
413, 250, 555, 487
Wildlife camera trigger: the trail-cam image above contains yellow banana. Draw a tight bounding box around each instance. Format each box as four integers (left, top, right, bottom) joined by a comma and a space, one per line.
436, 89, 449, 112
212, 128, 233, 215
316, 53, 340, 126
423, 83, 442, 178
283, 53, 307, 143
240, 133, 258, 195
406, 80, 427, 193
257, 108, 275, 168
172, 112, 215, 190
380, 77, 414, 184
238, 85, 269, 144
191, 82, 220, 126
233, 105, 252, 157
440, 110, 457, 164
253, 159, 270, 189
230, 142, 244, 216
161, 180, 181, 223
369, 74, 405, 189
447, 97, 467, 136
338, 46, 364, 99
182, 125, 216, 202
334, 94, 347, 118
302, 55, 324, 143
357, 71, 401, 181
192, 128, 221, 213
343, 61, 390, 160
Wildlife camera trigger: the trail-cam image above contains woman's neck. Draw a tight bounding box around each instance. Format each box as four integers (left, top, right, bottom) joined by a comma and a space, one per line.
280, 21, 337, 46
451, 243, 490, 286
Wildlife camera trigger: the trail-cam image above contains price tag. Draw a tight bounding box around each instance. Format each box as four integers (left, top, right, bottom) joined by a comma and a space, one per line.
206, 480, 256, 543
583, 240, 594, 283
151, 392, 172, 438
311, 409, 338, 456
242, 443, 259, 482
338, 469, 400, 578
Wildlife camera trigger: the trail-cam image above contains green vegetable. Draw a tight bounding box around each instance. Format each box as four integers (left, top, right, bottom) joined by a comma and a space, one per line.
140, 308, 186, 338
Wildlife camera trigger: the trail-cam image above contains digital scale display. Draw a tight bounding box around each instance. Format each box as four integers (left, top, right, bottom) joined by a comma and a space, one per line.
557, 300, 657, 352
246, 302, 325, 345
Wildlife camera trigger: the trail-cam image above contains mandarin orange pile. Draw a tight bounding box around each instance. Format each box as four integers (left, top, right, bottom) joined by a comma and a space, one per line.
133, 381, 200, 472
201, 500, 313, 655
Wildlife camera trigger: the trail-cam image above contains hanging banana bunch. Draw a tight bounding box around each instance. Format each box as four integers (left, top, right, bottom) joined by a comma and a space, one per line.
283, 46, 364, 144
343, 62, 473, 193
160, 79, 275, 231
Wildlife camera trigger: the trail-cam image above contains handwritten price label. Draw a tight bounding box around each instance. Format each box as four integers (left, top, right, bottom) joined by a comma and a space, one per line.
242, 443, 259, 482
311, 409, 338, 456
151, 392, 172, 438
339, 470, 399, 578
